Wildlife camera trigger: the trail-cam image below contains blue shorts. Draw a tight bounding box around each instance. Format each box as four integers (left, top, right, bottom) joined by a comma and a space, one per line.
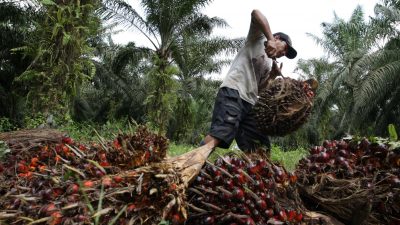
209, 87, 270, 151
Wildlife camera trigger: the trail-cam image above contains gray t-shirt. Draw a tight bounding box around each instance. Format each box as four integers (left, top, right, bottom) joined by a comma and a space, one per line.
220, 19, 273, 105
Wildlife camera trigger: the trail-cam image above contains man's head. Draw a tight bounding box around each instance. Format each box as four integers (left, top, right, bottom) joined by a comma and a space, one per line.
273, 32, 297, 59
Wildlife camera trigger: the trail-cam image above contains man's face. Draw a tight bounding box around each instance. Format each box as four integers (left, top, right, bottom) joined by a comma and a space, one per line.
274, 35, 288, 58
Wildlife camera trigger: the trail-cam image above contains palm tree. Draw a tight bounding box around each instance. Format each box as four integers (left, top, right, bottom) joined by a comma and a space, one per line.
100, 0, 228, 134
351, 0, 400, 135
306, 6, 374, 137
0, 1, 39, 128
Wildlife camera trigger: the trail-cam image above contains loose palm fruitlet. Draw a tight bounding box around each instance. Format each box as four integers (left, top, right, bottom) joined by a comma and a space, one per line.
187, 152, 305, 225
253, 78, 316, 136
296, 137, 400, 225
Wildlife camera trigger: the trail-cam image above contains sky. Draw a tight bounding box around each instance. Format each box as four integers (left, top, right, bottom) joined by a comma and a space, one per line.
112, 0, 381, 79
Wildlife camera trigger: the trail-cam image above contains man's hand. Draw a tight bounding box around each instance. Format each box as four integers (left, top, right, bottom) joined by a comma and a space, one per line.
264, 40, 278, 58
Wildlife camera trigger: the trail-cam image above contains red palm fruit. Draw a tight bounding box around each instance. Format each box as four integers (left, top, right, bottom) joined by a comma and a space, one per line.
274, 169, 286, 183
335, 156, 345, 165
288, 172, 297, 184
337, 140, 348, 150
232, 187, 245, 201
359, 138, 370, 153
171, 213, 183, 225
127, 204, 136, 213
55, 144, 62, 154
99, 153, 107, 161
256, 159, 267, 168
287, 210, 296, 221
113, 176, 123, 183
95, 170, 105, 178
100, 161, 110, 167
278, 209, 287, 221
265, 179, 275, 189
203, 216, 215, 224
338, 149, 349, 158
67, 184, 79, 195
256, 199, 267, 210
264, 209, 274, 218
75, 214, 87, 222
242, 218, 256, 225
258, 192, 267, 200
78, 144, 87, 151
11, 198, 21, 209
265, 193, 275, 206
233, 173, 246, 184
102, 177, 112, 188
17, 162, 28, 173
30, 157, 39, 167
254, 180, 264, 190
295, 212, 303, 222
322, 140, 331, 148
40, 189, 53, 200
50, 211, 63, 225
113, 139, 121, 149
62, 137, 73, 144
83, 180, 94, 188
310, 146, 320, 154
248, 163, 260, 174
67, 194, 80, 203
208, 166, 221, 177
44, 203, 57, 216
224, 179, 235, 190
195, 175, 203, 184
317, 152, 330, 163
237, 203, 251, 215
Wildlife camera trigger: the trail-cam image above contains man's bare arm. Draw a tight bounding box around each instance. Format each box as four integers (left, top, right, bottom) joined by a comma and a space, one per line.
251, 9, 274, 41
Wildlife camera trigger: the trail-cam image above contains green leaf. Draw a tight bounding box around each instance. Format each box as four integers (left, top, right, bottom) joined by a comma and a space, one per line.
63, 33, 72, 45
40, 0, 56, 6
388, 124, 398, 141
158, 220, 170, 225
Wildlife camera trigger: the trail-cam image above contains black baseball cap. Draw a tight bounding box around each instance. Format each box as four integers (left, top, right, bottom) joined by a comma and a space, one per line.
273, 32, 297, 59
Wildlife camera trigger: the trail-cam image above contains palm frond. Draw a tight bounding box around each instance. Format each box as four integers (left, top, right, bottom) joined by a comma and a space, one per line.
354, 59, 400, 113
111, 42, 153, 74
100, 0, 159, 49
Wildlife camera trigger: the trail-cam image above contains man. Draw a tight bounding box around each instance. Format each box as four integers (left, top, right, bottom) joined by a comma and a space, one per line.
202, 9, 297, 152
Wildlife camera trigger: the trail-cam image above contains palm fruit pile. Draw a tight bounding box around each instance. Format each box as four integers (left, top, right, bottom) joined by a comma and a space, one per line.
0, 126, 190, 225
253, 78, 316, 136
186, 152, 305, 225
296, 137, 400, 225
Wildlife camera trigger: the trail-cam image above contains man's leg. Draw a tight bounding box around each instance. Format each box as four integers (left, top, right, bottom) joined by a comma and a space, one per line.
203, 87, 243, 149
235, 105, 271, 153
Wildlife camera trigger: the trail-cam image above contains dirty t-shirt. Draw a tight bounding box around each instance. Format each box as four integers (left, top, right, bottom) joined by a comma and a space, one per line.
220, 19, 273, 105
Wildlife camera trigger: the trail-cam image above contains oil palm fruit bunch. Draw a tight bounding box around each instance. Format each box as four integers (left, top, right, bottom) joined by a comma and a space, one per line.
0, 126, 177, 225
187, 152, 305, 225
296, 137, 400, 225
108, 125, 169, 169
253, 78, 317, 136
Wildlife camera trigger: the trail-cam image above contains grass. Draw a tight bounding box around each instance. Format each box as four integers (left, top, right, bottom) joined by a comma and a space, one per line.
270, 145, 309, 171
